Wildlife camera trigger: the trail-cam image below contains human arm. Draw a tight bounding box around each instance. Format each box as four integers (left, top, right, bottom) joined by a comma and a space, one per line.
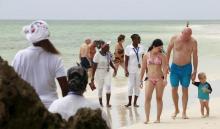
207, 83, 212, 94
124, 55, 129, 77
166, 36, 175, 66
91, 63, 97, 82
191, 40, 198, 82
110, 60, 117, 76
192, 81, 200, 87
140, 54, 147, 88
161, 54, 168, 86
57, 76, 68, 96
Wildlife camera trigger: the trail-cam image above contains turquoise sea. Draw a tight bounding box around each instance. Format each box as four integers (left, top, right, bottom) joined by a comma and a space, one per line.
1, 20, 220, 129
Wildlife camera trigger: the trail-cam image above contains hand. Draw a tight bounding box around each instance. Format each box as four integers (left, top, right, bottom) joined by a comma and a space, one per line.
163, 79, 167, 86
113, 69, 117, 77
140, 81, 143, 89
89, 81, 96, 91
91, 77, 94, 82
191, 72, 197, 82
125, 69, 129, 77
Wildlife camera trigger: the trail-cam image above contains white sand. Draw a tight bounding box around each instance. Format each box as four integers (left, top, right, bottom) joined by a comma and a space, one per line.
119, 97, 220, 129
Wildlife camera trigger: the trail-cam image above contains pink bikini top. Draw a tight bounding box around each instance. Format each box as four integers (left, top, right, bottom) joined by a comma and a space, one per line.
147, 52, 162, 65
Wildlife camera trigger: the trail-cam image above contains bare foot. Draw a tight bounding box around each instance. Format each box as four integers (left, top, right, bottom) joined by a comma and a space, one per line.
205, 114, 209, 117
125, 103, 131, 107
133, 104, 139, 108
201, 115, 206, 118
107, 104, 112, 108
154, 120, 160, 123
182, 114, 189, 119
144, 120, 149, 124
171, 110, 179, 119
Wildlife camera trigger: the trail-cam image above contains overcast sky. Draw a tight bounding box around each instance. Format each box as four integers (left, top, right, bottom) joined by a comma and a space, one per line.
0, 0, 219, 20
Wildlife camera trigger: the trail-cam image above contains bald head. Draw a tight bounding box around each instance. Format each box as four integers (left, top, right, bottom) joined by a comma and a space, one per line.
85, 38, 92, 44
181, 27, 192, 41
182, 27, 192, 35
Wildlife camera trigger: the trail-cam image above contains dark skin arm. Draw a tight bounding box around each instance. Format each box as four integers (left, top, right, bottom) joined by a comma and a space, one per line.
110, 60, 117, 76
57, 76, 68, 97
124, 55, 129, 77
91, 63, 98, 82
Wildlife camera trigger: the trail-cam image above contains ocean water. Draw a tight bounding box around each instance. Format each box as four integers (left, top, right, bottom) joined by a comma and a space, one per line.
1, 20, 220, 129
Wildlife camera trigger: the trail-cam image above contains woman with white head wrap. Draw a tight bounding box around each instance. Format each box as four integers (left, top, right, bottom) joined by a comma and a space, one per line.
90, 40, 117, 107
12, 20, 68, 108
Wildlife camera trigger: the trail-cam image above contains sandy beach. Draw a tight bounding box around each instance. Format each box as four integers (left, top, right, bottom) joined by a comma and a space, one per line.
79, 73, 220, 129
1, 20, 220, 129
119, 97, 220, 129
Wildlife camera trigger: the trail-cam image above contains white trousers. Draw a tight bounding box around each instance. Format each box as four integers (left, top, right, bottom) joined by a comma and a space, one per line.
128, 72, 140, 96
95, 69, 111, 98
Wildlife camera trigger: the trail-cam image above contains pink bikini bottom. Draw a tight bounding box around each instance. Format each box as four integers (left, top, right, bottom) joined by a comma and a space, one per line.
146, 76, 164, 86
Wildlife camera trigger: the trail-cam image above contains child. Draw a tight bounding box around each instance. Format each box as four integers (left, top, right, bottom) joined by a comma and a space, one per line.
192, 72, 212, 118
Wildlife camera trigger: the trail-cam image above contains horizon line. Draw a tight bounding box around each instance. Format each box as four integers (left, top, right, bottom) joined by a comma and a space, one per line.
0, 19, 220, 21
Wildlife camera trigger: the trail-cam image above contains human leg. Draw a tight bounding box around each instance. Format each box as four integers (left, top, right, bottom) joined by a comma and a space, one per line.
134, 73, 140, 107
104, 72, 112, 107
205, 100, 209, 117
125, 73, 135, 107
200, 100, 205, 117
182, 87, 189, 119
170, 66, 180, 119
155, 80, 165, 123
144, 81, 155, 124
96, 74, 104, 107
171, 87, 179, 118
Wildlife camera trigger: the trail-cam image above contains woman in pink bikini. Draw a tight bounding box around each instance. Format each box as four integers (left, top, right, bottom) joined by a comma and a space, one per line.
140, 39, 168, 124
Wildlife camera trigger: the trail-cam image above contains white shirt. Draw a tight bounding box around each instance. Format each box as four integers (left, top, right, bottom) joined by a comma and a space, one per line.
49, 94, 111, 128
93, 52, 111, 69
125, 44, 144, 73
12, 46, 66, 108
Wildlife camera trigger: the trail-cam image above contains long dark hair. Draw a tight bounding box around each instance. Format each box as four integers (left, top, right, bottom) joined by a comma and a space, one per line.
33, 39, 60, 54
148, 39, 163, 52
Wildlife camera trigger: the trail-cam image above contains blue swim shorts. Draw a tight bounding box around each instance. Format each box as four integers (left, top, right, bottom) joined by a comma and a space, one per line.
170, 63, 192, 88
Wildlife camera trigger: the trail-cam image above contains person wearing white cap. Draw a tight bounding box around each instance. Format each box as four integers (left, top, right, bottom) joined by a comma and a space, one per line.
12, 20, 68, 108
90, 40, 116, 107
124, 34, 144, 107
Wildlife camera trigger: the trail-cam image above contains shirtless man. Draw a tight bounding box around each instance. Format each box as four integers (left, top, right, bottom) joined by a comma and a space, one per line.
88, 40, 98, 63
79, 38, 92, 70
166, 27, 198, 119
87, 40, 98, 77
